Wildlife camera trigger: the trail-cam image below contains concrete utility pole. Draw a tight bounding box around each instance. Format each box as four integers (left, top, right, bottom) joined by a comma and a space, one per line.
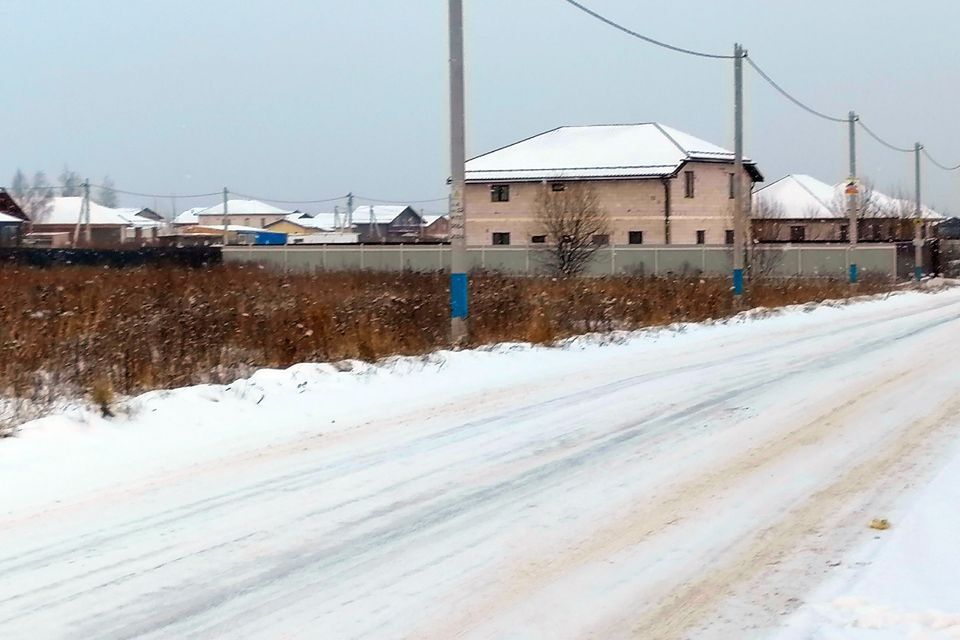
847, 111, 859, 283
448, 0, 468, 342
732, 43, 745, 298
346, 192, 354, 227
83, 179, 91, 245
914, 143, 924, 281
222, 187, 229, 246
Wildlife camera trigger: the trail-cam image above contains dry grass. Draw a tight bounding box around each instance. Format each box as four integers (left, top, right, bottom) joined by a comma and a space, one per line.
0, 265, 893, 418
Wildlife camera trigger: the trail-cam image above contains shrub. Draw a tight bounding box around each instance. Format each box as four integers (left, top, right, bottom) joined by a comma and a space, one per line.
0, 264, 892, 421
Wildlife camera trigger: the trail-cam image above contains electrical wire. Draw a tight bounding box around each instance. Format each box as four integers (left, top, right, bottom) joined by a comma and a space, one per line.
354, 195, 449, 204
744, 55, 848, 124
922, 147, 960, 171
558, 0, 734, 59
91, 185, 223, 198
230, 191, 348, 205
857, 120, 915, 153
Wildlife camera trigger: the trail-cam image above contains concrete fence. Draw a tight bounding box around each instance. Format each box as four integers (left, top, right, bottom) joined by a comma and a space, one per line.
223, 244, 902, 279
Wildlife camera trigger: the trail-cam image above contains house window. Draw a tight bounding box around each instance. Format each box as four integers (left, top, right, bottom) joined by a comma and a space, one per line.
591, 234, 610, 246
551, 183, 565, 192
696, 230, 706, 245
728, 173, 736, 199
531, 234, 546, 244
684, 171, 695, 198
790, 225, 806, 242
725, 229, 734, 245
839, 224, 849, 242
628, 230, 644, 245
490, 184, 510, 202
260, 217, 267, 227
243, 217, 251, 226
492, 232, 510, 245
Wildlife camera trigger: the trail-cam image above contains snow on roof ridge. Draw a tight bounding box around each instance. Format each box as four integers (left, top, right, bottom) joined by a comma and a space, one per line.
465, 123, 757, 183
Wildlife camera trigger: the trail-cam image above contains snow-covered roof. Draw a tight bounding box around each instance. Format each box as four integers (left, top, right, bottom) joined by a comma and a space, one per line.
422, 214, 448, 226
0, 212, 24, 224
351, 205, 418, 225
173, 207, 207, 225
33, 197, 160, 227
755, 175, 947, 221
754, 174, 837, 219
190, 224, 283, 233
465, 123, 761, 183
271, 212, 346, 231
195, 199, 293, 217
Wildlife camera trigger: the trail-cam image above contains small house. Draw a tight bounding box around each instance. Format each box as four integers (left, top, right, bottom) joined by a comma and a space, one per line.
422, 214, 450, 240
194, 199, 293, 229
0, 188, 28, 246
350, 205, 424, 242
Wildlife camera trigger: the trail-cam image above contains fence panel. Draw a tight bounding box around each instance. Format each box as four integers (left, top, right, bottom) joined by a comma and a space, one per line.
224, 244, 901, 279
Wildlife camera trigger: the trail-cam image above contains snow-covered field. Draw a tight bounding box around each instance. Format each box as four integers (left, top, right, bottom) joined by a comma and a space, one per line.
2, 287, 960, 639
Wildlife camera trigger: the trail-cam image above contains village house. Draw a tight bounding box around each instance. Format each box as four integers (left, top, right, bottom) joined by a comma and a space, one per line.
265, 213, 358, 244
463, 123, 763, 246
193, 199, 293, 229
0, 188, 28, 246
350, 205, 425, 243
422, 214, 450, 240
27, 196, 163, 246
753, 174, 943, 243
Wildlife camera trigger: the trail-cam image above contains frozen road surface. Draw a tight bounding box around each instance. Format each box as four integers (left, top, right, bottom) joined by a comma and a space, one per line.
3, 288, 960, 639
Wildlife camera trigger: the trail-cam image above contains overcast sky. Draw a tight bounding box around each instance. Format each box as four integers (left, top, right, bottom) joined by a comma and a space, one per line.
1, 0, 958, 215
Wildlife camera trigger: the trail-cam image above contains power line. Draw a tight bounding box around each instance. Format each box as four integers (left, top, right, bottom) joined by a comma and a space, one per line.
91, 185, 223, 198
744, 55, 847, 123
857, 120, 915, 153
558, 0, 734, 59
230, 191, 348, 205
922, 147, 960, 171
354, 194, 449, 204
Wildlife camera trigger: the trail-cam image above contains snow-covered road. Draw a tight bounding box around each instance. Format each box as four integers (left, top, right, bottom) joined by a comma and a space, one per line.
3, 288, 960, 639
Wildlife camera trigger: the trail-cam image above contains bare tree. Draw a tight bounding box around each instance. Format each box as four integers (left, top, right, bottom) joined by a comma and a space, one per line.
9, 169, 53, 222
747, 195, 787, 277
534, 182, 609, 277
59, 166, 82, 197
96, 176, 118, 208
751, 196, 786, 242
829, 178, 885, 221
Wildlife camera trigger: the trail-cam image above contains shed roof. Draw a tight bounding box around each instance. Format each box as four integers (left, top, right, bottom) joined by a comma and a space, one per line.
0, 212, 24, 224
465, 123, 762, 182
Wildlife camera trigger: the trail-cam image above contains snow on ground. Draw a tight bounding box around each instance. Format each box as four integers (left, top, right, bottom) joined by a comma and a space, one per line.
775, 439, 960, 640
2, 286, 960, 639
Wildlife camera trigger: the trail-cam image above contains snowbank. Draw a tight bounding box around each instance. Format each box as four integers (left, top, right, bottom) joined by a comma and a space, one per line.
777, 440, 960, 639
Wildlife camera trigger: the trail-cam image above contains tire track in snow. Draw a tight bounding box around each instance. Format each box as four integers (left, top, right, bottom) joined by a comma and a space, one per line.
56, 302, 960, 638
2, 293, 960, 639
415, 312, 960, 640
